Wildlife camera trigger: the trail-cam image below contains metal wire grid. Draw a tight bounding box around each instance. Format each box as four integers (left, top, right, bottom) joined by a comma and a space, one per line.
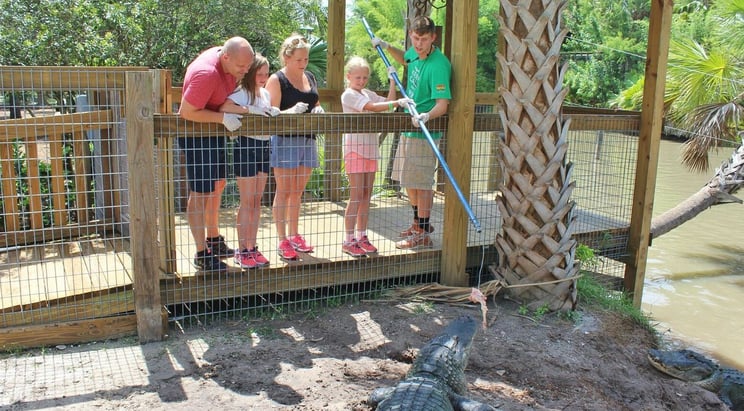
567, 125, 639, 280
0, 67, 131, 326
159, 112, 500, 324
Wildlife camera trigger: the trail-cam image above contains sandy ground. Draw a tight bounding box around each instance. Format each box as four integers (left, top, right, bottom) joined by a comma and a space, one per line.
0, 296, 731, 410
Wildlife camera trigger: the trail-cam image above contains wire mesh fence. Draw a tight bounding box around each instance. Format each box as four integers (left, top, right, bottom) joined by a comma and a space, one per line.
0, 67, 640, 340
0, 67, 134, 331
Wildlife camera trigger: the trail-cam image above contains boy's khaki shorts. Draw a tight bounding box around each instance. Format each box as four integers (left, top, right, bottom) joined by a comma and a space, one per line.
392, 136, 439, 190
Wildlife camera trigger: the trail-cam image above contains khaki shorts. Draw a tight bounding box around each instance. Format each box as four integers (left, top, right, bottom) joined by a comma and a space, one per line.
392, 137, 439, 190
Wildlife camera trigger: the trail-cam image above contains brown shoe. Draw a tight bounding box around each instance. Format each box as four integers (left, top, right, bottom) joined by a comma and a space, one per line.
399, 223, 434, 238
395, 230, 433, 250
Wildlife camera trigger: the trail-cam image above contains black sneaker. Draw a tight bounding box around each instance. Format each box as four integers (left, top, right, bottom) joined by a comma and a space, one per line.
193, 250, 228, 272
207, 235, 234, 259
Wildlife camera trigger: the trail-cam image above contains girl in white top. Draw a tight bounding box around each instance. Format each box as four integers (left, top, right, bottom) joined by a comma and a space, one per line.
340, 56, 409, 257
219, 53, 279, 269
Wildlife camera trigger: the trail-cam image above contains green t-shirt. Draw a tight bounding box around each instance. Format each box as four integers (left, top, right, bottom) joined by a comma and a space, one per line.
403, 46, 452, 139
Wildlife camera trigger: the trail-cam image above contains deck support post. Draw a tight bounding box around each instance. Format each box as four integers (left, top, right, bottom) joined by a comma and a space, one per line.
126, 71, 163, 342
623, 0, 673, 307
441, 0, 478, 285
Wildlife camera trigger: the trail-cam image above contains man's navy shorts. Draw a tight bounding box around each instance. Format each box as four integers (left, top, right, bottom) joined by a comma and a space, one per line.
177, 136, 227, 193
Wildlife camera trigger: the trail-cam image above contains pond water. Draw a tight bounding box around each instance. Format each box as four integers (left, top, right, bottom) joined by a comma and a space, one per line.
642, 139, 744, 369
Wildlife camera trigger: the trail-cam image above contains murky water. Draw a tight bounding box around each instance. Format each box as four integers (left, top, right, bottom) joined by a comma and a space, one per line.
643, 139, 744, 369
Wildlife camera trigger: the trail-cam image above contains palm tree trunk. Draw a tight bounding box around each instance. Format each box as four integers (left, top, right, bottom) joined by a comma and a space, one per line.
651, 142, 744, 239
492, 0, 577, 311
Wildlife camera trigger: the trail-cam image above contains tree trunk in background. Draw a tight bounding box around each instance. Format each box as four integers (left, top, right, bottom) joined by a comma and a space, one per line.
492, 0, 577, 311
651, 143, 744, 239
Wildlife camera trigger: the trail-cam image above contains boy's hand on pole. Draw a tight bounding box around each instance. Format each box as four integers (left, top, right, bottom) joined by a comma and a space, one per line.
371, 37, 388, 49
412, 112, 429, 128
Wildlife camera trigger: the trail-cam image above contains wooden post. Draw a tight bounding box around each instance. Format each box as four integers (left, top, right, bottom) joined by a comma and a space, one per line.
325, 0, 346, 202
153, 70, 177, 275
125, 71, 163, 342
624, 0, 673, 307
441, 0, 478, 286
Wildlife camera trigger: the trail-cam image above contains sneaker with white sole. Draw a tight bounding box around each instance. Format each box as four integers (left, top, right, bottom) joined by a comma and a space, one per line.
395, 230, 433, 250
234, 249, 258, 269
342, 240, 366, 257
278, 239, 299, 260
289, 234, 314, 253
357, 236, 378, 254
207, 235, 234, 259
399, 223, 434, 238
250, 246, 270, 266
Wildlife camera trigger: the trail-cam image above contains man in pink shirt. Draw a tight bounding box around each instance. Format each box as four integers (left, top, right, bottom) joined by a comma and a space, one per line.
179, 37, 254, 272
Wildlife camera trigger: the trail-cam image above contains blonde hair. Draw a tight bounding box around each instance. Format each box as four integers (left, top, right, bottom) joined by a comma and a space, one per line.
278, 34, 311, 66
344, 56, 370, 74
343, 56, 371, 87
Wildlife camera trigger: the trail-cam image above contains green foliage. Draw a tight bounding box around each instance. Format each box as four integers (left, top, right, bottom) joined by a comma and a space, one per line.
0, 0, 315, 82
576, 275, 655, 331
562, 0, 649, 107
575, 244, 599, 269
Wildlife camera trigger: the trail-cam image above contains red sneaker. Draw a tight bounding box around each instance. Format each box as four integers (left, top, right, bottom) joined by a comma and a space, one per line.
289, 234, 314, 253
357, 236, 378, 254
234, 249, 258, 269
250, 247, 270, 266
278, 239, 299, 260
342, 240, 366, 257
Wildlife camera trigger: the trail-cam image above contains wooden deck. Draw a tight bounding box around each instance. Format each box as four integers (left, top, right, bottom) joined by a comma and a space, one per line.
0, 192, 629, 329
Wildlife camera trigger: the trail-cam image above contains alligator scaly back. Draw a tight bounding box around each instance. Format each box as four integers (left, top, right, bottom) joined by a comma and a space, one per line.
368, 315, 497, 411
648, 349, 744, 410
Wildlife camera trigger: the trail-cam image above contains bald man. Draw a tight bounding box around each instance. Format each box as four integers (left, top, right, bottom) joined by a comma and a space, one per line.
179, 37, 255, 271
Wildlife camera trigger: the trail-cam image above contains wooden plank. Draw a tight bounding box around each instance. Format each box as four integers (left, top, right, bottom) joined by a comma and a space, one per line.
71, 131, 91, 225
24, 139, 44, 229
325, 0, 346, 202
0, 142, 21, 232
157, 134, 178, 274
0, 219, 116, 248
624, 0, 673, 306
0, 110, 113, 141
0, 67, 148, 91
161, 250, 443, 305
48, 133, 68, 226
441, 0, 478, 286
126, 71, 162, 342
0, 314, 137, 350
153, 112, 640, 138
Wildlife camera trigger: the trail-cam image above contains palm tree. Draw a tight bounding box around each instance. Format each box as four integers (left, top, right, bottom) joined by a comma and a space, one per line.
648, 0, 744, 238
492, 0, 578, 311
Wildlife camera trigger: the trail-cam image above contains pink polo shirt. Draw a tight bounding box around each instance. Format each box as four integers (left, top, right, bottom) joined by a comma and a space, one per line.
182, 47, 237, 112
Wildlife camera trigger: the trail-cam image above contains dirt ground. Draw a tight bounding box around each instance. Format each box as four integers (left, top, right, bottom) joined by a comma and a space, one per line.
0, 295, 730, 410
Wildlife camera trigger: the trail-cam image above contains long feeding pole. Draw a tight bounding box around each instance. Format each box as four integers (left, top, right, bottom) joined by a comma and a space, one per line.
361, 17, 481, 232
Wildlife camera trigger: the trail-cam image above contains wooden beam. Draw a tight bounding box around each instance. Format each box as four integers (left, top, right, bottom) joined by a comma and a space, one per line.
441, 0, 479, 286
0, 110, 113, 141
0, 315, 138, 351
125, 72, 163, 342
624, 0, 673, 307
0, 67, 148, 91
325, 0, 346, 201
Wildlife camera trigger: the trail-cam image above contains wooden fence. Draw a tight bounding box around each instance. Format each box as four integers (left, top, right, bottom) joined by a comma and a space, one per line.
0, 67, 642, 349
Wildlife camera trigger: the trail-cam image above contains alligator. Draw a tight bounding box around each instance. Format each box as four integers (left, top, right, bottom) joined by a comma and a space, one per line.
648, 348, 744, 410
368, 315, 497, 411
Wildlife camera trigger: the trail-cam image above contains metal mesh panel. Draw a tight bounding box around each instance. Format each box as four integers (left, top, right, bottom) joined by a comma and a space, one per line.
0, 67, 132, 328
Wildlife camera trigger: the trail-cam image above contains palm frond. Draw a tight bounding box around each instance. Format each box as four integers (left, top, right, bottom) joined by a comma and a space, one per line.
681, 99, 744, 172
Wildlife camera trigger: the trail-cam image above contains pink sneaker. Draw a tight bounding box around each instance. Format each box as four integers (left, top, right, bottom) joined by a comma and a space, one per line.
234, 249, 258, 269
250, 247, 270, 266
289, 234, 314, 253
342, 240, 366, 257
357, 236, 378, 254
278, 239, 299, 260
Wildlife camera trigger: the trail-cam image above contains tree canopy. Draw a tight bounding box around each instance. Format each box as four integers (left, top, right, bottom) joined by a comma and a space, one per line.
0, 0, 323, 82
